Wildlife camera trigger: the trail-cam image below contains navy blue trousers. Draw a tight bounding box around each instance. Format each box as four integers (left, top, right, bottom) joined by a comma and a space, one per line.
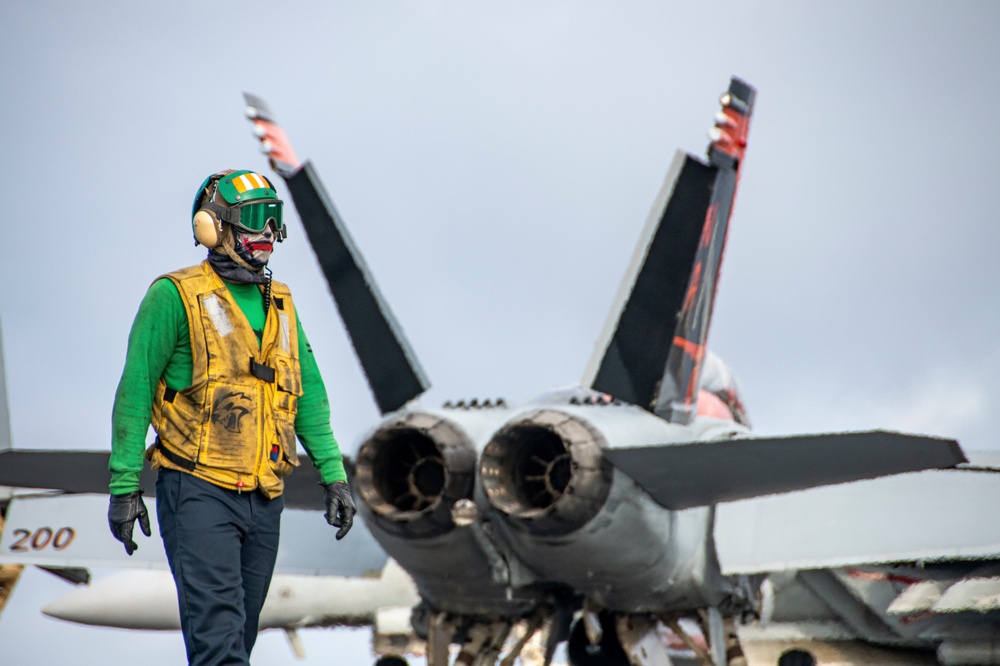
156, 469, 283, 666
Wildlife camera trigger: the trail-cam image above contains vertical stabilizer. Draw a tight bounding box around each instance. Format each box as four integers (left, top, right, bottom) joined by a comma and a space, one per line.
657, 78, 755, 423
584, 77, 755, 423
283, 163, 431, 414
583, 153, 716, 408
243, 93, 431, 415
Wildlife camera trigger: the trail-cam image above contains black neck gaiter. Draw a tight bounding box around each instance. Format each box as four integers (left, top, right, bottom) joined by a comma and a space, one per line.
206, 250, 270, 285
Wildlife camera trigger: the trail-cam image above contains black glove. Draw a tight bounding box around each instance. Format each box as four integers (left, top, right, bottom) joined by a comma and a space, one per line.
322, 481, 356, 540
108, 490, 152, 556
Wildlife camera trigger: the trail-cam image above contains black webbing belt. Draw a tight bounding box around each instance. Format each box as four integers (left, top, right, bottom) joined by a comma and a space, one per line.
154, 438, 196, 472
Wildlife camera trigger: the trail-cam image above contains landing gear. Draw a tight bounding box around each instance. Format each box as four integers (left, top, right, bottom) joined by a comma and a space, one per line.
374, 656, 408, 666
567, 613, 630, 666
777, 649, 816, 666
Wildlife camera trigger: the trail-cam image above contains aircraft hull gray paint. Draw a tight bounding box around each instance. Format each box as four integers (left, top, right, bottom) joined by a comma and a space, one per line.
354, 404, 544, 616
493, 473, 730, 612
481, 399, 746, 612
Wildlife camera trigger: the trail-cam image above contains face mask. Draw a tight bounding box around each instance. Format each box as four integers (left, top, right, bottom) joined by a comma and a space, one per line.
232, 224, 275, 269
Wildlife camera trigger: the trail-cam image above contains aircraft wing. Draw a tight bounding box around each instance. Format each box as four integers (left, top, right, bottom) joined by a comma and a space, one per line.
0, 450, 155, 496
0, 448, 331, 511
715, 455, 1000, 574
603, 430, 966, 509
0, 492, 388, 576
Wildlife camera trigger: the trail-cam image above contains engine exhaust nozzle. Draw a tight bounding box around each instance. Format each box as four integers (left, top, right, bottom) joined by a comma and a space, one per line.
480, 409, 613, 536
355, 412, 476, 538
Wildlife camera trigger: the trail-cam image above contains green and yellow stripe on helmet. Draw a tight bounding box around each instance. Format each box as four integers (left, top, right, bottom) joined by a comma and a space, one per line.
215, 170, 278, 205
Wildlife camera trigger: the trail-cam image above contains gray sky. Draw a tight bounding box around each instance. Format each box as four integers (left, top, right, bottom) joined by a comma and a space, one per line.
1, 1, 999, 663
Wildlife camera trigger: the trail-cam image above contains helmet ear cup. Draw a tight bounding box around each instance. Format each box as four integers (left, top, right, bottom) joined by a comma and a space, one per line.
192, 209, 223, 248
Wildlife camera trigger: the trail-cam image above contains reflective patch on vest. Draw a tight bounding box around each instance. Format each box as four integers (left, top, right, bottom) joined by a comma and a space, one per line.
279, 312, 290, 352
203, 294, 234, 337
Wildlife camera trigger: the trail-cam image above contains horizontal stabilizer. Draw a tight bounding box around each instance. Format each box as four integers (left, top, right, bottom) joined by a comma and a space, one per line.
603, 430, 966, 510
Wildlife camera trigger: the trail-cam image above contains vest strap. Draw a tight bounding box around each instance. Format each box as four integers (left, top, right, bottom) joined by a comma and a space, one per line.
250, 358, 276, 383
155, 438, 196, 472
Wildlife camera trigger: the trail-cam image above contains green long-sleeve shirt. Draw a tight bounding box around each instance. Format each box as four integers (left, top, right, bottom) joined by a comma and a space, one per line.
110, 275, 347, 495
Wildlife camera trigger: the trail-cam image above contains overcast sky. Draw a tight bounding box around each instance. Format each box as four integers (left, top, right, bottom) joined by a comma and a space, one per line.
1, 1, 998, 664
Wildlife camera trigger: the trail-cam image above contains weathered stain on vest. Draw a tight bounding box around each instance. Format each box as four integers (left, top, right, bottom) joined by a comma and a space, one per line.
146, 260, 302, 498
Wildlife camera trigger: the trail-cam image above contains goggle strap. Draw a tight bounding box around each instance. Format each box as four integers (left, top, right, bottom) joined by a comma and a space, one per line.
199, 201, 239, 223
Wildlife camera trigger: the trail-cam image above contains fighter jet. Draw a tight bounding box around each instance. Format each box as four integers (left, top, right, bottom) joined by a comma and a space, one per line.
0, 78, 976, 666
236, 79, 967, 665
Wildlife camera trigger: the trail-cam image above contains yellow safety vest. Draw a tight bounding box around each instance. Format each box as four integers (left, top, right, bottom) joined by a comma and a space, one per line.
145, 260, 303, 498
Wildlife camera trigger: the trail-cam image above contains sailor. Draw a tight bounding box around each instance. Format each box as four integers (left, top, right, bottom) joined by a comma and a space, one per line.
107, 169, 356, 665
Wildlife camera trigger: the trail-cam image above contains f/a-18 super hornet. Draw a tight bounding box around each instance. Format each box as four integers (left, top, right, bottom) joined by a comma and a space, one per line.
0, 78, 975, 666
236, 78, 967, 665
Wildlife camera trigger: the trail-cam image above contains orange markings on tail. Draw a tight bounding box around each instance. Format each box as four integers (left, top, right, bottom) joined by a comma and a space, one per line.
673, 337, 706, 405
673, 336, 705, 360
253, 120, 301, 171
700, 204, 717, 248
711, 106, 751, 161
683, 262, 702, 312
682, 204, 720, 312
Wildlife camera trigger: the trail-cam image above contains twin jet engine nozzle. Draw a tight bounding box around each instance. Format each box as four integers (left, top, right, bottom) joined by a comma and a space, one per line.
479, 409, 614, 536
353, 412, 477, 539
355, 397, 682, 541
352, 399, 715, 613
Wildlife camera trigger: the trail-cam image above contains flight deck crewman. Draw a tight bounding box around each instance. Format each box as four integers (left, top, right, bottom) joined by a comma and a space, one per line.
107, 169, 356, 666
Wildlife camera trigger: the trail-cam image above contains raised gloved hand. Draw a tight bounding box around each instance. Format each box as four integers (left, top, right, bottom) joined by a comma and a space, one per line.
322, 481, 356, 540
107, 490, 152, 555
